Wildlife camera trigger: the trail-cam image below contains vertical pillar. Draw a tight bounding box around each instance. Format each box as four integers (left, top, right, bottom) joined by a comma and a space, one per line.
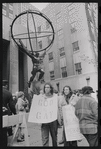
9, 39, 19, 93
23, 53, 28, 97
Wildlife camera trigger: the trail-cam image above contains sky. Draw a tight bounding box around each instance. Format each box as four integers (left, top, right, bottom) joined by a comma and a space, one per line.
30, 3, 49, 11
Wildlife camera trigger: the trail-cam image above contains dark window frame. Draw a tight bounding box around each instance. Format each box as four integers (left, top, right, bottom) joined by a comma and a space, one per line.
61, 66, 67, 78
50, 70, 55, 80
75, 62, 82, 74
48, 52, 53, 61
59, 47, 65, 57
72, 41, 79, 51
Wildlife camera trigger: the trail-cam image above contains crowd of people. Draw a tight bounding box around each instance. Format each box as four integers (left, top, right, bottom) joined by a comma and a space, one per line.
2, 80, 30, 146
2, 79, 98, 147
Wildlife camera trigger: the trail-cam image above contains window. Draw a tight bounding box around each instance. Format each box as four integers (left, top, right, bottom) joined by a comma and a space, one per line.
72, 41, 79, 51
56, 12, 61, 19
67, 3, 74, 11
2, 9, 6, 15
68, 8, 75, 16
56, 12, 61, 23
46, 21, 50, 29
48, 52, 53, 61
56, 12, 62, 28
50, 71, 55, 80
57, 29, 63, 36
69, 15, 76, 24
61, 66, 67, 78
58, 29, 64, 40
59, 47, 65, 56
67, 3, 72, 7
75, 63, 82, 74
2, 3, 6, 6
37, 26, 41, 34
70, 22, 77, 33
9, 13, 13, 19
9, 3, 13, 11
38, 41, 42, 49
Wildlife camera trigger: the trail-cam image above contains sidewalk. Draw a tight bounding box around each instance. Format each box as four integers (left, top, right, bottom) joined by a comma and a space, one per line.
8, 122, 89, 146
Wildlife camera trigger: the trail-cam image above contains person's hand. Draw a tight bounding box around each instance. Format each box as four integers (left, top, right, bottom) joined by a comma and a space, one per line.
2, 107, 8, 112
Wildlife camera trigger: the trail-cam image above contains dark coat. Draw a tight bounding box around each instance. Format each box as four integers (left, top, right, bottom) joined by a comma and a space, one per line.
75, 95, 98, 134
2, 88, 16, 115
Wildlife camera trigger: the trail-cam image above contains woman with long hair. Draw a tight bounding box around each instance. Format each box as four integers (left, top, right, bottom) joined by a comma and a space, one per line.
59, 85, 79, 146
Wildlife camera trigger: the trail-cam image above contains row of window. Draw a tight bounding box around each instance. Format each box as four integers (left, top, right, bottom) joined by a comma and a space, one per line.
38, 39, 79, 55
36, 4, 97, 45
2, 9, 13, 19
37, 21, 50, 33
2, 3, 13, 19
38, 36, 52, 50
49, 62, 82, 80
67, 3, 77, 33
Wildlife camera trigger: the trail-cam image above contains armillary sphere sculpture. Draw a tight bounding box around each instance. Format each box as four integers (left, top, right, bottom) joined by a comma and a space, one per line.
10, 9, 55, 53
10, 9, 55, 90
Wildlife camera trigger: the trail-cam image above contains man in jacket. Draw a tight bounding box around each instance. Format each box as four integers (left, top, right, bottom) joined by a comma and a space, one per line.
2, 80, 14, 146
75, 86, 98, 146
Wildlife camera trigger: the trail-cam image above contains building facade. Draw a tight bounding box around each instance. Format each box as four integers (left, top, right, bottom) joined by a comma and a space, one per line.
2, 3, 98, 94
2, 3, 38, 95
39, 3, 98, 92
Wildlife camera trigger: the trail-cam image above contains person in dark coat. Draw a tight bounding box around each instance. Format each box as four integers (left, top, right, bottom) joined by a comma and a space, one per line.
2, 80, 15, 146
58, 86, 78, 146
75, 86, 98, 146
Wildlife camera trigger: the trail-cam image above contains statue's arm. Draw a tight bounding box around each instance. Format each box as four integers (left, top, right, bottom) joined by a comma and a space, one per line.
39, 50, 46, 59
18, 39, 32, 58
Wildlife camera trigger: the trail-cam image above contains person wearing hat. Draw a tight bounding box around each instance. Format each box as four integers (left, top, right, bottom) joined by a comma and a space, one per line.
75, 86, 98, 146
58, 85, 80, 146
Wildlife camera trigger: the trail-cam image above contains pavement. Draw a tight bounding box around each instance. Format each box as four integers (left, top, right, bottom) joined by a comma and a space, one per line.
8, 122, 89, 146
